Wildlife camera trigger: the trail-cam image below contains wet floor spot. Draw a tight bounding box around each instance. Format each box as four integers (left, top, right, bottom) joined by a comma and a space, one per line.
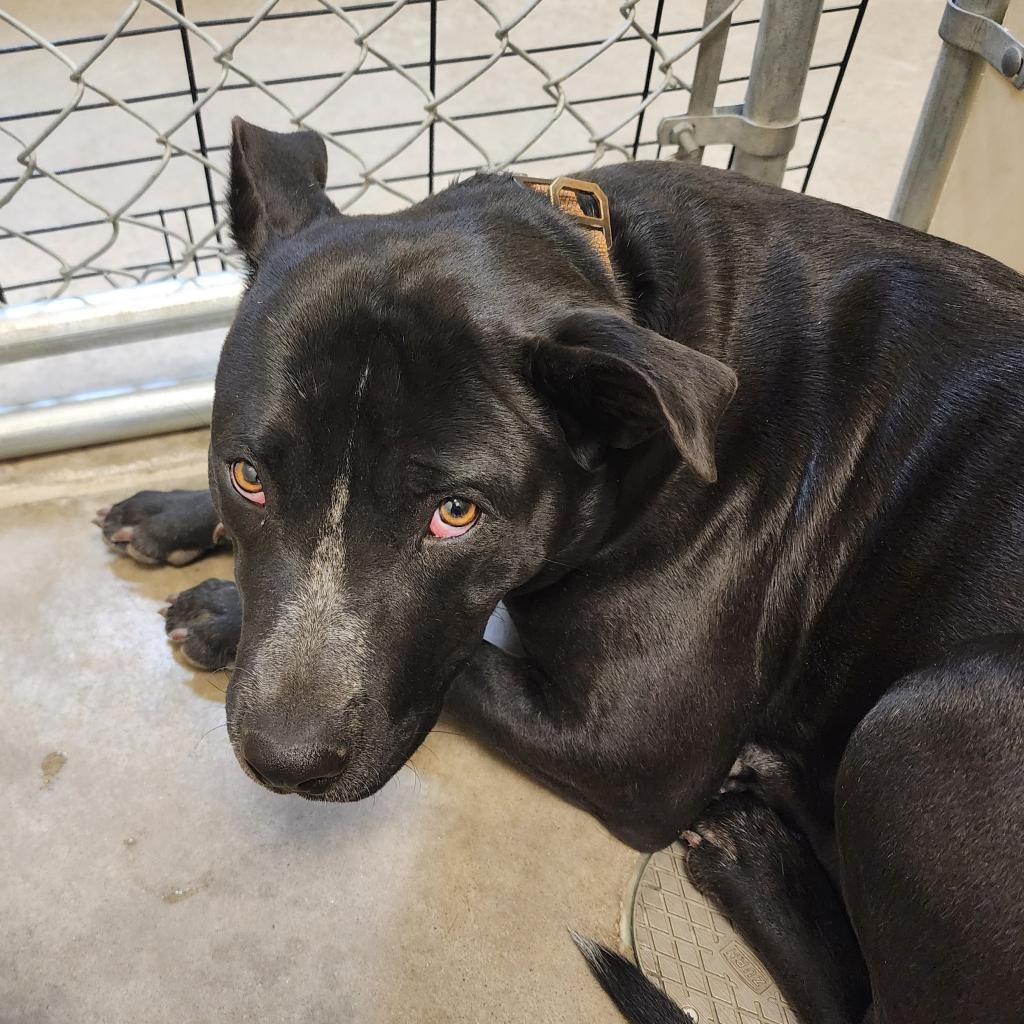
163, 879, 206, 904
181, 670, 228, 705
40, 751, 67, 788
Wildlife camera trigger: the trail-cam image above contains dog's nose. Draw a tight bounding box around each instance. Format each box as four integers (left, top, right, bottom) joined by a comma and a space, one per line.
241, 732, 349, 794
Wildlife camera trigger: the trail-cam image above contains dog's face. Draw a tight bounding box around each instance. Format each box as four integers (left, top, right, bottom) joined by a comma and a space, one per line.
213, 119, 736, 801
213, 251, 590, 800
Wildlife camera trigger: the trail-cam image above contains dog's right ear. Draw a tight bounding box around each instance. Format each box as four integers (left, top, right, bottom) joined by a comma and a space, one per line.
228, 117, 338, 270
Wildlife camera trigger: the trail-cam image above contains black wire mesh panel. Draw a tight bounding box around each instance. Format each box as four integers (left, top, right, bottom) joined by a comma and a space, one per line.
0, 0, 866, 304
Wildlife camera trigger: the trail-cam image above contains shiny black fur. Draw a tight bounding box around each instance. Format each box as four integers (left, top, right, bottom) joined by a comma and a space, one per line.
102, 120, 1024, 1023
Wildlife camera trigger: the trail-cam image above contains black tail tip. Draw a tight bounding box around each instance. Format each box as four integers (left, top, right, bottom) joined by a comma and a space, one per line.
570, 931, 695, 1024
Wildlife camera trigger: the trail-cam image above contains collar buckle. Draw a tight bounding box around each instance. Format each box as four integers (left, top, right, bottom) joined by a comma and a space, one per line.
516, 174, 613, 267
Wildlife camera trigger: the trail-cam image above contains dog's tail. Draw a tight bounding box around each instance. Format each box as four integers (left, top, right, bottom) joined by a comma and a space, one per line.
570, 932, 694, 1024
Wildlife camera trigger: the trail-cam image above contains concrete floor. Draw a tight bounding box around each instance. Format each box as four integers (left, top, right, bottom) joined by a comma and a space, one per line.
1, 2, 947, 1022
0, 431, 637, 1024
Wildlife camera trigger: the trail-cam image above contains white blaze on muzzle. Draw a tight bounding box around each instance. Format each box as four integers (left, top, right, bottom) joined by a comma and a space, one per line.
251, 359, 373, 701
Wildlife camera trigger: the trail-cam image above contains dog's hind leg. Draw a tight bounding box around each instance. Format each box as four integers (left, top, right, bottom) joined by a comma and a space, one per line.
94, 489, 225, 566
836, 637, 1024, 1024
683, 791, 871, 1024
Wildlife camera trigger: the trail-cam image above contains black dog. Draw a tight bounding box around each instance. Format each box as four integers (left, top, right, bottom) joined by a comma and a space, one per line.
96, 118, 1024, 1023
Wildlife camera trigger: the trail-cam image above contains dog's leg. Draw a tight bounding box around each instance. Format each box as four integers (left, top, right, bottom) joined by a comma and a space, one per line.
683, 792, 870, 1024
445, 642, 606, 806
722, 743, 842, 878
447, 643, 723, 851
836, 639, 1024, 1024
161, 579, 241, 670
94, 489, 225, 566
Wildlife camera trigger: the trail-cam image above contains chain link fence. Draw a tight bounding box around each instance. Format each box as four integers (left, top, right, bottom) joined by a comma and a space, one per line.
1, 0, 866, 307
0, 0, 866, 458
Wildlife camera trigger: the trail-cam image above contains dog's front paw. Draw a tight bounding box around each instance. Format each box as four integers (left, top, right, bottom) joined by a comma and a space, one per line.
162, 579, 241, 670
94, 489, 223, 566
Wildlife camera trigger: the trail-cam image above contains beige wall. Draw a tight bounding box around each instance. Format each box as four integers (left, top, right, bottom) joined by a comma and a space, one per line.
929, 0, 1024, 272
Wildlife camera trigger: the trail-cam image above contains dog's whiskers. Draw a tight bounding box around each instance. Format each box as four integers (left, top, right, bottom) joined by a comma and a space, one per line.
190, 720, 229, 757
401, 760, 422, 796
415, 739, 441, 765
429, 728, 467, 739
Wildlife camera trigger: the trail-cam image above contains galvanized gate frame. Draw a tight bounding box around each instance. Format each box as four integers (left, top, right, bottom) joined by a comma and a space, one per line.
0, 0, 835, 460
891, 0, 1023, 230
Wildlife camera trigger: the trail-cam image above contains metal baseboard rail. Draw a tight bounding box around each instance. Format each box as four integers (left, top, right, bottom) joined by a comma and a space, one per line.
0, 379, 215, 461
0, 274, 236, 459
0, 273, 242, 365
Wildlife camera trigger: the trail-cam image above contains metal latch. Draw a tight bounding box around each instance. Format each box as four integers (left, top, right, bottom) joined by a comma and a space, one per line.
657, 104, 800, 160
940, 0, 1024, 88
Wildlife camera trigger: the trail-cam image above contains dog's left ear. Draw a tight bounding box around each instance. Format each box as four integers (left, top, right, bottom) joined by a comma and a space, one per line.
530, 309, 737, 482
228, 117, 338, 269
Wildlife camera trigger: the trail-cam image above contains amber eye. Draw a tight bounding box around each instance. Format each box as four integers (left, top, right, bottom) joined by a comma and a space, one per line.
230, 460, 265, 504
429, 496, 479, 538
439, 497, 478, 527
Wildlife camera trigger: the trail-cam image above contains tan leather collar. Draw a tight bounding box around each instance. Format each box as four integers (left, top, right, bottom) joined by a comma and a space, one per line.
516, 175, 613, 271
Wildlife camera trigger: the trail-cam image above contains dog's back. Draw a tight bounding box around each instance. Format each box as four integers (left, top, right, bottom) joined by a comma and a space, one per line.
584, 159, 1024, 720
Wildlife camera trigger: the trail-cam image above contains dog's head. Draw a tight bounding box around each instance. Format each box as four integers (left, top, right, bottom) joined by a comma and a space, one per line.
213, 119, 736, 800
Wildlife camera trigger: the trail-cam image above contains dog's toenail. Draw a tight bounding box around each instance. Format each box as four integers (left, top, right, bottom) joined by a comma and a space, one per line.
169, 628, 189, 642
165, 593, 179, 604
212, 522, 226, 544
111, 526, 134, 543
158, 606, 168, 618
681, 830, 703, 848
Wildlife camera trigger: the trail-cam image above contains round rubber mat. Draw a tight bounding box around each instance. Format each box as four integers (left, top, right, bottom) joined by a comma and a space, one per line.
630, 841, 797, 1024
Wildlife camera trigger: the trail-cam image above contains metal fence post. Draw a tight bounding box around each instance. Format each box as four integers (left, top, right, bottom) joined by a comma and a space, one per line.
890, 0, 1011, 230
684, 0, 737, 164
731, 0, 824, 185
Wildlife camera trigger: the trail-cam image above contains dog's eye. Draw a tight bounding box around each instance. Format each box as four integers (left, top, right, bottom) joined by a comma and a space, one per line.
430, 497, 478, 538
231, 460, 266, 505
